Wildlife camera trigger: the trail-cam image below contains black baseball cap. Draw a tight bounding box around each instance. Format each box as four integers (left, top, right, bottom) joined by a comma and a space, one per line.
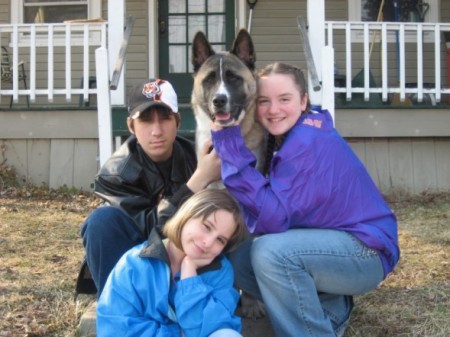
128, 79, 179, 119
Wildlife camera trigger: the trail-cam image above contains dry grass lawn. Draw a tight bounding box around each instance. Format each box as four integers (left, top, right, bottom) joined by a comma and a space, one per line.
0, 184, 449, 336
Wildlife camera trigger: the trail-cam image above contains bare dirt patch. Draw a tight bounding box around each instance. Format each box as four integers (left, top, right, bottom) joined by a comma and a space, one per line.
0, 188, 449, 336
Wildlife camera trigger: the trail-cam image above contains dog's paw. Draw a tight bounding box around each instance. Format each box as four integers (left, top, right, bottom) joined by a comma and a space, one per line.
240, 291, 266, 320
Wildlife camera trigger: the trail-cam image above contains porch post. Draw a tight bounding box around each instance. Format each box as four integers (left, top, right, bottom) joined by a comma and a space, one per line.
307, 0, 325, 106
96, 47, 113, 166
321, 46, 335, 123
237, 0, 247, 30
108, 0, 125, 105
149, 0, 158, 78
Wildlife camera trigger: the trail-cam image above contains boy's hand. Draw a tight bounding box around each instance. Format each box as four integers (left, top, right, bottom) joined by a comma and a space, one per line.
186, 140, 221, 192
210, 120, 239, 131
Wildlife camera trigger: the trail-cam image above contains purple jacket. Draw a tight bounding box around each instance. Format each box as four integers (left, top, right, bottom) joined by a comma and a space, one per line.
211, 108, 399, 277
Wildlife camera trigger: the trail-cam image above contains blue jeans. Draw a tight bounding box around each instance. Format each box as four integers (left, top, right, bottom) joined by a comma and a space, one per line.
228, 229, 384, 337
81, 206, 146, 296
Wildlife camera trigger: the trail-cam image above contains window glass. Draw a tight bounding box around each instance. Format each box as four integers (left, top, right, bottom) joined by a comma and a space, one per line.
15, 0, 99, 25
350, 0, 439, 23
208, 0, 225, 12
362, 0, 429, 22
169, 0, 185, 13
189, 0, 205, 13
169, 46, 187, 72
24, 5, 87, 23
169, 16, 186, 43
208, 15, 225, 43
188, 15, 206, 42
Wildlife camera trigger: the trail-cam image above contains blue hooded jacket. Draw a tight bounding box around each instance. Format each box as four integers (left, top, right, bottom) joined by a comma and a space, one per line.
211, 108, 399, 277
97, 229, 241, 337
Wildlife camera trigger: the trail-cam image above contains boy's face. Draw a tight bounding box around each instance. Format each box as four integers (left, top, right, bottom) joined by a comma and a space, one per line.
127, 108, 178, 162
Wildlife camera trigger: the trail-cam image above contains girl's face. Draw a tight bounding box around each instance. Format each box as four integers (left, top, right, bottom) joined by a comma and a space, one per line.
181, 210, 236, 261
256, 73, 308, 137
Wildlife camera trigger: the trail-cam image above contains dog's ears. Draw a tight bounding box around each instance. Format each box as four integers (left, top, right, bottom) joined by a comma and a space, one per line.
192, 29, 256, 73
192, 31, 215, 73
230, 29, 256, 72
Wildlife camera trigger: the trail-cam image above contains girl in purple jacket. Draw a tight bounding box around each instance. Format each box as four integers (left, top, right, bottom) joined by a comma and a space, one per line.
211, 62, 400, 337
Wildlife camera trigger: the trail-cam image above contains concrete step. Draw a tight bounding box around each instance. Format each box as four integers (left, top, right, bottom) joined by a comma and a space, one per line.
77, 302, 275, 337
77, 301, 96, 337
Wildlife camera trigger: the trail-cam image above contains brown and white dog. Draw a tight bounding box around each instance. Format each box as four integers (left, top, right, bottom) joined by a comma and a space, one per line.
191, 29, 265, 174
191, 29, 266, 319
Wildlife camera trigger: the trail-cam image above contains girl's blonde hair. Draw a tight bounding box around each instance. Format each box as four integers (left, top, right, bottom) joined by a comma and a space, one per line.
162, 189, 247, 253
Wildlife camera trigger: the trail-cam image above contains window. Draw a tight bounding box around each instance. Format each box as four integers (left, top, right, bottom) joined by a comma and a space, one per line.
348, 0, 440, 42
11, 0, 102, 46
349, 0, 439, 23
23, 0, 88, 23
167, 0, 227, 73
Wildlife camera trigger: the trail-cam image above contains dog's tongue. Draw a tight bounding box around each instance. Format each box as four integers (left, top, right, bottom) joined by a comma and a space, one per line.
215, 112, 231, 122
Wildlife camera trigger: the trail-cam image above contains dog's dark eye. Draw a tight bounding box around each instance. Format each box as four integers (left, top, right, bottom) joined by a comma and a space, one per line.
225, 70, 242, 84
203, 72, 217, 86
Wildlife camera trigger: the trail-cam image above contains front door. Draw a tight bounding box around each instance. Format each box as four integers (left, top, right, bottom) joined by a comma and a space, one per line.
158, 0, 235, 108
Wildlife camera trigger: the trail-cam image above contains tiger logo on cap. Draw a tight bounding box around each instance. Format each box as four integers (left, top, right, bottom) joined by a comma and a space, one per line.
142, 79, 165, 101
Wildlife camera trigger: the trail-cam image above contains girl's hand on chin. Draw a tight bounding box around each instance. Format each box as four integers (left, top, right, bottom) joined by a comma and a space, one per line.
180, 255, 215, 279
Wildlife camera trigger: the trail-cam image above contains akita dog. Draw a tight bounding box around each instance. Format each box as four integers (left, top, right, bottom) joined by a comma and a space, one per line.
191, 29, 265, 173
191, 29, 266, 319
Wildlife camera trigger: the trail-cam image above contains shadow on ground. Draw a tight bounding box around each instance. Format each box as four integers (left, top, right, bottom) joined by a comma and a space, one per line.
241, 315, 275, 337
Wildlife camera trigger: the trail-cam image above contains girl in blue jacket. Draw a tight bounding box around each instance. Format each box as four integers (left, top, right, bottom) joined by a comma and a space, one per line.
210, 62, 400, 337
97, 189, 247, 337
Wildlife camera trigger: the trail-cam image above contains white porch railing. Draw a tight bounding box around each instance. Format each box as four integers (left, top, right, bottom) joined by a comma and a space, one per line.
325, 21, 450, 104
0, 22, 107, 106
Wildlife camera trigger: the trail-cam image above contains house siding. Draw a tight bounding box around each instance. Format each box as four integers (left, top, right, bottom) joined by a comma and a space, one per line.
0, 110, 99, 190
2, 108, 450, 194
0, 1, 8, 23
0, 0, 10, 49
250, 0, 354, 69
249, 0, 306, 68
124, 0, 150, 92
349, 137, 450, 195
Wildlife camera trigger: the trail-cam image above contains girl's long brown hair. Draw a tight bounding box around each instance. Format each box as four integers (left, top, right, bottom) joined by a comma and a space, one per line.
258, 62, 311, 177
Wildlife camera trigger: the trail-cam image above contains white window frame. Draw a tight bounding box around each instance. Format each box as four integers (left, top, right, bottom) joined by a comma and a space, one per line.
348, 0, 440, 43
11, 0, 102, 46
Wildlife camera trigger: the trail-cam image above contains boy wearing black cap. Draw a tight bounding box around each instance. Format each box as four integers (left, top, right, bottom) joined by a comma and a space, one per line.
76, 79, 220, 296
